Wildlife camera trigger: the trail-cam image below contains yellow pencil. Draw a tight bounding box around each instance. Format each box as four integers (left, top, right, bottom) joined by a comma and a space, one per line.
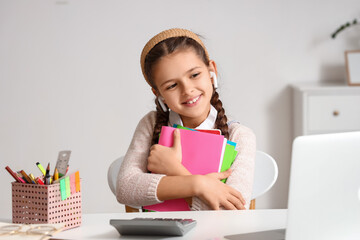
54, 168, 59, 181
29, 173, 37, 184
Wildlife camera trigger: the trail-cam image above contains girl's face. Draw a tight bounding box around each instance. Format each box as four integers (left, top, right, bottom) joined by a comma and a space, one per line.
152, 48, 216, 128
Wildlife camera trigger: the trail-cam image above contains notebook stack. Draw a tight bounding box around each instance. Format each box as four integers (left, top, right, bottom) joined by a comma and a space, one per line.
144, 125, 238, 211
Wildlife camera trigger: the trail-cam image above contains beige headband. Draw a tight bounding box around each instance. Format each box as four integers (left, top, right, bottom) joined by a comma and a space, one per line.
140, 28, 210, 87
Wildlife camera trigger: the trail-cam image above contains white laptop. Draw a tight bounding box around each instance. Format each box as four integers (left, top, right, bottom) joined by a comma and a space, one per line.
225, 131, 360, 240
286, 131, 360, 240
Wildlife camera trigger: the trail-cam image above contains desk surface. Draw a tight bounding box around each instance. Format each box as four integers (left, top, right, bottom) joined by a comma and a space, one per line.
55, 209, 287, 240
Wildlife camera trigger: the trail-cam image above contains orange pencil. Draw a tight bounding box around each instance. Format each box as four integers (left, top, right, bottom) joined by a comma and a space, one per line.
20, 170, 34, 184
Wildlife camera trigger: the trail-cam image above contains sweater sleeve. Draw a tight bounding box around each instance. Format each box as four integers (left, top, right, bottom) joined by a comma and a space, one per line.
191, 123, 256, 210
116, 111, 166, 207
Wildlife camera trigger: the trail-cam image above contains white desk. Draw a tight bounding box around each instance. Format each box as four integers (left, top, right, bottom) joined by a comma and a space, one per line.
55, 209, 287, 240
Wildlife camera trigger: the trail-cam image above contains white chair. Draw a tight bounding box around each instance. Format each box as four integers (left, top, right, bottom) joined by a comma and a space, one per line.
108, 156, 123, 196
108, 150, 278, 211
107, 156, 142, 212
249, 151, 278, 209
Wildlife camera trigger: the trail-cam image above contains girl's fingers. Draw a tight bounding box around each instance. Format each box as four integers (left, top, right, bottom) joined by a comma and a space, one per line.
221, 199, 237, 210
221, 169, 232, 177
172, 129, 182, 151
227, 195, 246, 210
209, 202, 220, 211
229, 188, 246, 206
211, 169, 232, 180
236, 192, 246, 206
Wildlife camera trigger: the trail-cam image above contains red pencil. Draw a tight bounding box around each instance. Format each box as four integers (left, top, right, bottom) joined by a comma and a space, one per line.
5, 166, 25, 183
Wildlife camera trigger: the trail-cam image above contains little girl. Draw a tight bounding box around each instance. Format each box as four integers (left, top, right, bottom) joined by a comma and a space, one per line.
116, 28, 256, 210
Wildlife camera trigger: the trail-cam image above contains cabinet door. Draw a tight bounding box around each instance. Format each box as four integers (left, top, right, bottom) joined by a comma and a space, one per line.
307, 95, 360, 134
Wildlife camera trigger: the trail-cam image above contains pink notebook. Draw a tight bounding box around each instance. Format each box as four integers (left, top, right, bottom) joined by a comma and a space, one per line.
144, 126, 226, 211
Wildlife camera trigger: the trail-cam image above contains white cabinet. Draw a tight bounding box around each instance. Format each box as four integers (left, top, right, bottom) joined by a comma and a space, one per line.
293, 83, 360, 137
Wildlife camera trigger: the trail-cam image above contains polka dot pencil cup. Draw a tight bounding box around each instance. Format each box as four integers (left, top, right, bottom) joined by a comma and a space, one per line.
11, 176, 82, 230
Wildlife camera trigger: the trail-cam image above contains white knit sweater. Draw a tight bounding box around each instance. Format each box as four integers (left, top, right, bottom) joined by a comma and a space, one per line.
116, 111, 256, 210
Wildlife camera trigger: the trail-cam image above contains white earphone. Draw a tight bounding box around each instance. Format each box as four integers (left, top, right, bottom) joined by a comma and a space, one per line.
158, 97, 168, 112
210, 71, 218, 89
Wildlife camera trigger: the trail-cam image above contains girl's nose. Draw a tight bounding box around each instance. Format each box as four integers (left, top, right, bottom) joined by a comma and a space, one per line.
181, 79, 194, 95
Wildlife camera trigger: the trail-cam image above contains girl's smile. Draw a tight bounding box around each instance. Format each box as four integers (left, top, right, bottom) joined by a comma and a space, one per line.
183, 95, 201, 106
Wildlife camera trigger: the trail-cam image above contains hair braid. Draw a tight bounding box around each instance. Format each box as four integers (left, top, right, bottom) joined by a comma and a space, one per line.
151, 98, 169, 146
211, 90, 229, 139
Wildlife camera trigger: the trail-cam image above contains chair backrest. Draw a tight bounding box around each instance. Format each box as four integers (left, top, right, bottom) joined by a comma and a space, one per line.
107, 150, 278, 209
107, 156, 124, 196
108, 156, 142, 212
251, 151, 278, 200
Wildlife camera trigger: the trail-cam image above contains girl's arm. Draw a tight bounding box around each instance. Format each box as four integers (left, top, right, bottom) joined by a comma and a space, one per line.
156, 170, 246, 210
116, 112, 166, 207
117, 112, 254, 210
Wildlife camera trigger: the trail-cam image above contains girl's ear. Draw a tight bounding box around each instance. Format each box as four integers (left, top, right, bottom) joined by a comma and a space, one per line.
209, 60, 218, 88
209, 60, 218, 76
151, 88, 158, 97
152, 87, 166, 104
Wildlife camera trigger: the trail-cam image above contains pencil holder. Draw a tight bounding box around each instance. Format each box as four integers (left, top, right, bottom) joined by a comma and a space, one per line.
11, 181, 82, 230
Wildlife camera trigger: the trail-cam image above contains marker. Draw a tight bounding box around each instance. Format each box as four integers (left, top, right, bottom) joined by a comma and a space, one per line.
45, 163, 51, 185
36, 162, 46, 176
35, 177, 45, 185
5, 166, 26, 183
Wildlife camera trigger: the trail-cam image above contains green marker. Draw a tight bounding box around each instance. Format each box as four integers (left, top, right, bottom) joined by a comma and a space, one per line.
36, 162, 46, 176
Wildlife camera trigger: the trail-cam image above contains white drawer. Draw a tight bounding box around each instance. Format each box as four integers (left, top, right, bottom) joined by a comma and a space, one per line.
307, 95, 360, 133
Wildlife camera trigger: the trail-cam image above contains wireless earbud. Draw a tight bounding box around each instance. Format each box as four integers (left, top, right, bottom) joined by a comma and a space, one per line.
210, 71, 218, 89
158, 97, 168, 112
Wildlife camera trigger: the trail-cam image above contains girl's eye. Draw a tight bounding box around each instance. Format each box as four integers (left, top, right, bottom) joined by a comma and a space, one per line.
166, 83, 177, 90
191, 72, 200, 79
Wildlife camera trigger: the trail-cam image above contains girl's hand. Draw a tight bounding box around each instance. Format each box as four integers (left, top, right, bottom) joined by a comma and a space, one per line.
194, 169, 246, 210
147, 129, 190, 176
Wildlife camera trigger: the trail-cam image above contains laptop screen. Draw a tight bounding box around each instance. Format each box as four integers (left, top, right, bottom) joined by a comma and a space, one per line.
286, 131, 360, 240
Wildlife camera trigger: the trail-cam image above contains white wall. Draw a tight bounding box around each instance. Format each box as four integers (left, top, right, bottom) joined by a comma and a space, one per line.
1, 0, 359, 218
